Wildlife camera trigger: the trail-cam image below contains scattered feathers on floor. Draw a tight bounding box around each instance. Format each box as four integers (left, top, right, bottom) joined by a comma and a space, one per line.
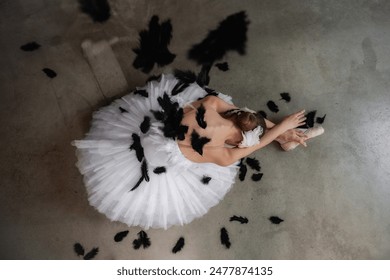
316, 114, 326, 124
269, 216, 284, 224
83, 247, 99, 260
188, 11, 249, 65
251, 173, 263, 182
114, 230, 129, 242
196, 64, 211, 87
74, 243, 85, 256
172, 81, 190, 96
229, 215, 249, 224
78, 0, 110, 22
279, 92, 291, 102
20, 41, 40, 51
239, 163, 247, 181
130, 134, 144, 162
201, 176, 212, 184
134, 89, 149, 97
153, 166, 166, 174
196, 104, 207, 129
220, 227, 231, 249
246, 157, 260, 171
42, 68, 57, 78
258, 110, 267, 118
299, 110, 316, 128
267, 100, 279, 113
215, 62, 229, 71
133, 15, 176, 73
133, 231, 151, 250
140, 116, 151, 134
190, 130, 211, 155
172, 237, 185, 254
119, 106, 128, 113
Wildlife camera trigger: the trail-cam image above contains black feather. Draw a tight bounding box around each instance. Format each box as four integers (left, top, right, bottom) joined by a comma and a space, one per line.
151, 110, 165, 121
176, 125, 188, 141
119, 106, 128, 113
146, 74, 161, 82
316, 114, 326, 124
267, 101, 279, 113
174, 69, 197, 84
238, 163, 247, 181
134, 89, 149, 97
130, 176, 144, 192
83, 247, 99, 260
153, 166, 166, 174
157, 92, 178, 112
196, 104, 207, 129
215, 62, 229, 71
42, 68, 57, 78
246, 157, 260, 171
196, 63, 211, 87
78, 0, 110, 22
129, 134, 144, 162
201, 176, 212, 184
190, 130, 210, 155
279, 92, 291, 102
220, 227, 231, 249
133, 231, 151, 249
251, 173, 263, 182
20, 41, 40, 51
172, 237, 185, 254
133, 15, 176, 73
73, 243, 85, 256
140, 116, 151, 134
229, 215, 249, 224
257, 110, 267, 118
114, 230, 129, 242
141, 160, 149, 182
188, 11, 249, 65
204, 87, 218, 96
172, 81, 190, 96
269, 216, 284, 224
299, 110, 317, 128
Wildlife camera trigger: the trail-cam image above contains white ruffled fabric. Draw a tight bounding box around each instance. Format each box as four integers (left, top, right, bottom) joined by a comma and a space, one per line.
72, 74, 239, 230
238, 126, 263, 148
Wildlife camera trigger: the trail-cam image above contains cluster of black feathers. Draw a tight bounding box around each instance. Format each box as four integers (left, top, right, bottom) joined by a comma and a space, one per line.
238, 157, 263, 182
73, 243, 99, 260
133, 231, 151, 250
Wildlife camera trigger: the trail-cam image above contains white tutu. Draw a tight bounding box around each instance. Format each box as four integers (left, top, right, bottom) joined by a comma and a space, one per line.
72, 74, 238, 229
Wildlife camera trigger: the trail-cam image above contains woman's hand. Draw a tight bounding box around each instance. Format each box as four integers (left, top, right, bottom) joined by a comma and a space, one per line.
280, 110, 307, 131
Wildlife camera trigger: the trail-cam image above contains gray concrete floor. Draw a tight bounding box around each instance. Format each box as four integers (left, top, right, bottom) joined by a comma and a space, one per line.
1, 0, 390, 259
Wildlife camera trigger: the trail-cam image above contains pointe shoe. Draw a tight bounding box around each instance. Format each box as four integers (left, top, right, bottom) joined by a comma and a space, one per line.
281, 126, 325, 151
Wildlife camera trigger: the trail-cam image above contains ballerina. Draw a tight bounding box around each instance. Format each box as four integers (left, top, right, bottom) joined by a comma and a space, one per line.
72, 73, 323, 229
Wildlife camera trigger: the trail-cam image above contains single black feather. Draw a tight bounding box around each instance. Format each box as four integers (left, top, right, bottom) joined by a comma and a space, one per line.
78, 0, 110, 22
316, 114, 326, 124
204, 87, 218, 96
130, 134, 144, 162
176, 125, 188, 141
229, 215, 249, 224
20, 41, 40, 51
196, 104, 207, 129
246, 157, 260, 171
239, 163, 247, 181
279, 92, 291, 102
174, 69, 197, 84
114, 230, 129, 242
153, 166, 166, 174
188, 11, 249, 65
134, 89, 149, 97
83, 247, 99, 260
74, 243, 85, 256
130, 176, 144, 192
191, 130, 211, 155
267, 101, 279, 113
119, 106, 128, 113
258, 110, 267, 119
133, 15, 176, 73
196, 63, 211, 87
140, 116, 151, 134
215, 62, 229, 71
251, 173, 263, 182
220, 227, 231, 249
133, 231, 151, 249
42, 68, 57, 78
133, 239, 142, 250
172, 81, 189, 96
141, 160, 149, 182
269, 216, 284, 224
201, 176, 212, 184
299, 110, 316, 128
172, 237, 185, 254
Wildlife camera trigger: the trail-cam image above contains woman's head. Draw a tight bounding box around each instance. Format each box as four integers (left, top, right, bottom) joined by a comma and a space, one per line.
222, 108, 266, 136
